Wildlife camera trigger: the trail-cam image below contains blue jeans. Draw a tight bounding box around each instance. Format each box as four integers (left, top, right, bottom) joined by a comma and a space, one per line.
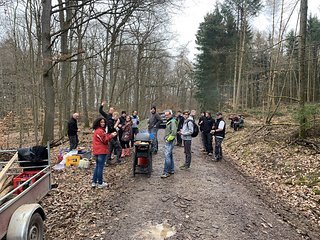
92, 154, 107, 184
163, 141, 175, 174
149, 128, 159, 152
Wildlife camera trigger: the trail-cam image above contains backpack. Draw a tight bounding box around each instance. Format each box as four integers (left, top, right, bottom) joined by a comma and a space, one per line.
187, 120, 199, 137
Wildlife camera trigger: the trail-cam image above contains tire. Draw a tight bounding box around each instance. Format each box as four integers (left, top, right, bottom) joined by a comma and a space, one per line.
27, 213, 44, 240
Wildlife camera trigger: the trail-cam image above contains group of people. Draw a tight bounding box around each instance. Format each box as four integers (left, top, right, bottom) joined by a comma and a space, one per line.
67, 104, 227, 185
67, 102, 140, 188
198, 111, 226, 161
158, 109, 226, 178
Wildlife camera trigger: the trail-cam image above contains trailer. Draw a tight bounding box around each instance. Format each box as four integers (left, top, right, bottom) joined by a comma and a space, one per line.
0, 145, 51, 240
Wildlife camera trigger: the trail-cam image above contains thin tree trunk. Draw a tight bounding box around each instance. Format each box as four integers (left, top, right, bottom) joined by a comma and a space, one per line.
299, 0, 308, 138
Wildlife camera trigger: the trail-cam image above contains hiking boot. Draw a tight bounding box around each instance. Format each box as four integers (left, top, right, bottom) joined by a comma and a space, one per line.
160, 173, 170, 178
180, 165, 189, 170
97, 182, 109, 188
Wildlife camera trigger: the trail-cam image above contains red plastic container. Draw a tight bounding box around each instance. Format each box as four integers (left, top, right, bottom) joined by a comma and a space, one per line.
137, 157, 148, 166
13, 171, 42, 194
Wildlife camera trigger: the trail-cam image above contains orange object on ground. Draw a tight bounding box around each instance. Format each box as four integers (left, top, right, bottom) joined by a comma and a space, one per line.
66, 155, 81, 167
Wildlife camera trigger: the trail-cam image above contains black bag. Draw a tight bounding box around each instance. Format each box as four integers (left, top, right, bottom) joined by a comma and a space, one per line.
18, 146, 48, 170
187, 120, 199, 137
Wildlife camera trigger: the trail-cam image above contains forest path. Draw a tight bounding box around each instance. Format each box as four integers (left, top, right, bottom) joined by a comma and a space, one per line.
101, 130, 303, 240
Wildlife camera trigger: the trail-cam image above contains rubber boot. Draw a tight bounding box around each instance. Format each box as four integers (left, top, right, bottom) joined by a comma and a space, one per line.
125, 148, 130, 157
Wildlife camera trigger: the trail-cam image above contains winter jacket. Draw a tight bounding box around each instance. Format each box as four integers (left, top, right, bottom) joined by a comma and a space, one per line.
131, 115, 140, 128
201, 117, 215, 133
177, 115, 184, 130
67, 117, 78, 136
181, 117, 194, 141
214, 118, 226, 138
92, 127, 113, 155
164, 118, 177, 142
148, 113, 161, 130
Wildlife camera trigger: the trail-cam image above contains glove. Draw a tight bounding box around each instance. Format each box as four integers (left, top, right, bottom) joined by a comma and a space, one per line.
166, 135, 175, 142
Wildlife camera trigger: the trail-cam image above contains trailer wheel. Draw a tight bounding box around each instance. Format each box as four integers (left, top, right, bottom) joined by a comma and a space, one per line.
27, 213, 44, 240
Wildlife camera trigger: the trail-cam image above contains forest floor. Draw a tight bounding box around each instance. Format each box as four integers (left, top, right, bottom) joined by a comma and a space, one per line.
2, 111, 320, 239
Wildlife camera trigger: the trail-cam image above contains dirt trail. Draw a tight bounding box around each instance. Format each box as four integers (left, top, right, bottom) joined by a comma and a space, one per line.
100, 130, 304, 240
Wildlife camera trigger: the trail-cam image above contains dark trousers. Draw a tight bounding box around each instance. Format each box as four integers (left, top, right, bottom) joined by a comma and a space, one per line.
121, 140, 130, 149
176, 132, 182, 146
131, 128, 139, 147
107, 138, 122, 163
202, 132, 213, 153
69, 135, 79, 151
214, 137, 223, 160
183, 140, 192, 167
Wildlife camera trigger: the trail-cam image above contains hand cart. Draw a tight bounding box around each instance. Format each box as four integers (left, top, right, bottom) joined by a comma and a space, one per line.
133, 132, 153, 177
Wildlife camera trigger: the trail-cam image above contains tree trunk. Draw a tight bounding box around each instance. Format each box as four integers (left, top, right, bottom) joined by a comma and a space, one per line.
299, 0, 308, 138
41, 0, 55, 144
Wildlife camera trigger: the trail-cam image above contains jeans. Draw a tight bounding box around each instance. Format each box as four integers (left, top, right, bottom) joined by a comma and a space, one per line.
163, 141, 175, 174
69, 135, 79, 151
214, 137, 224, 159
92, 154, 107, 184
202, 132, 213, 153
183, 140, 192, 167
149, 128, 159, 152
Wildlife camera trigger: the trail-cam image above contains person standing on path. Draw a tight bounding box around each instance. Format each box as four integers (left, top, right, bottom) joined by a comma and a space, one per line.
201, 111, 215, 156
211, 112, 226, 161
161, 111, 177, 178
131, 110, 140, 147
175, 110, 184, 147
91, 117, 117, 188
147, 106, 162, 154
179, 110, 194, 170
67, 112, 80, 151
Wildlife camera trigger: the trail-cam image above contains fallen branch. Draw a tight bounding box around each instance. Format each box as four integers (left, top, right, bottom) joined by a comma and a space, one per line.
294, 139, 320, 154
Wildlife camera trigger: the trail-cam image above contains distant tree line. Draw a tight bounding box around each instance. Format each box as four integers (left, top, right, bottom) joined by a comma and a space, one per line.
194, 0, 320, 137
0, 0, 195, 146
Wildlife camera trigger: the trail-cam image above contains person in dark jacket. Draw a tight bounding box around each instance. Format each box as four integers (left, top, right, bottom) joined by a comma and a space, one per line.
99, 104, 122, 165
175, 111, 184, 147
211, 112, 226, 161
198, 112, 206, 151
99, 101, 114, 121
147, 106, 162, 153
201, 111, 215, 156
67, 113, 79, 150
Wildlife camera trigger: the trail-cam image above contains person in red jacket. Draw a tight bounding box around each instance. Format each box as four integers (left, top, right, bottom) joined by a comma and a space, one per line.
91, 117, 117, 188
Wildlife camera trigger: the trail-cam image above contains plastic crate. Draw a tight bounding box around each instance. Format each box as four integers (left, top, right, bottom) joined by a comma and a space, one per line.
66, 155, 81, 167
13, 171, 41, 194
